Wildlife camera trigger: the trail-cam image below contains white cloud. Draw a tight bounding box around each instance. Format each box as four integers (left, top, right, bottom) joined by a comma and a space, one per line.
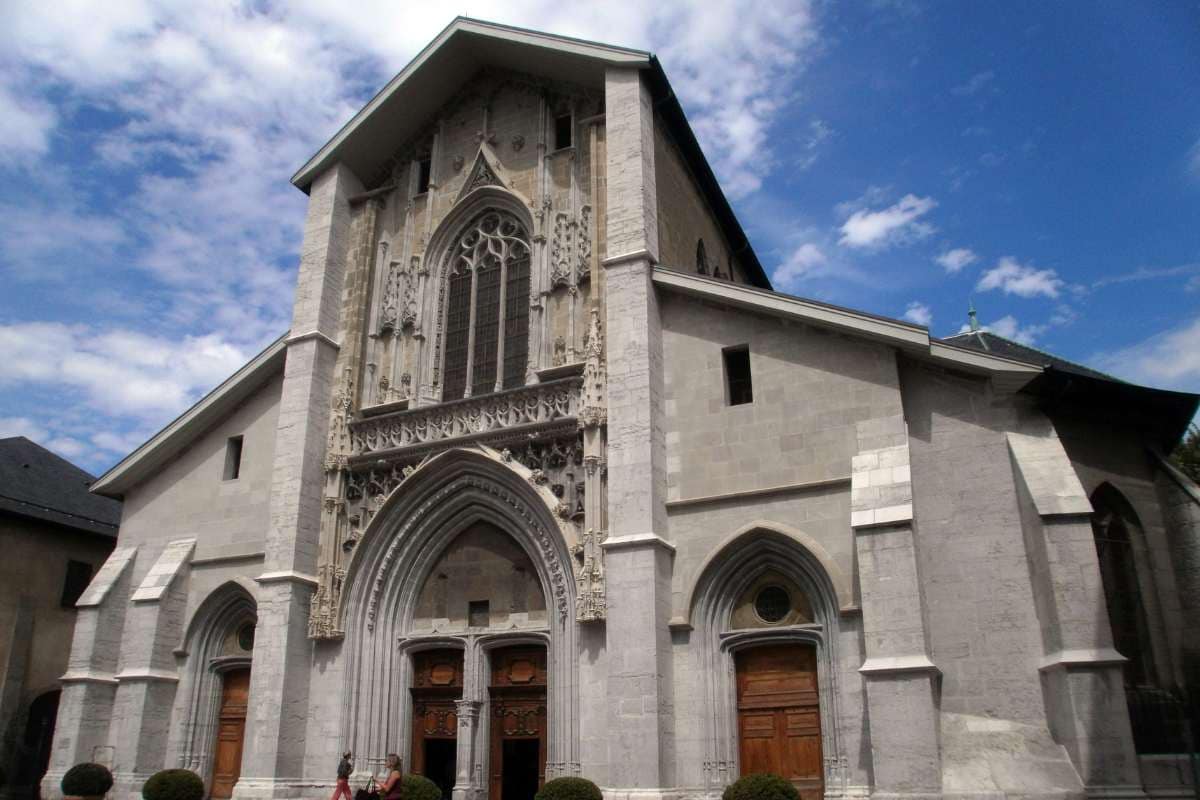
0, 321, 248, 417
1092, 263, 1200, 289
1093, 316, 1200, 390
796, 119, 833, 171
0, 81, 57, 165
772, 243, 827, 286
958, 314, 1045, 345
903, 301, 932, 327
838, 193, 937, 249
0, 416, 49, 441
951, 70, 995, 97
936, 247, 977, 273
976, 256, 1063, 298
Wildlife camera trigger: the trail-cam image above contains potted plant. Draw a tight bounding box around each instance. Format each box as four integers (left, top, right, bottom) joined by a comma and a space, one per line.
61, 763, 113, 800
142, 769, 204, 800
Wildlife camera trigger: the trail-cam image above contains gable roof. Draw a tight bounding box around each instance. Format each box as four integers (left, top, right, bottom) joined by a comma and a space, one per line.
89, 333, 288, 499
943, 330, 1117, 381
0, 436, 121, 536
290, 18, 772, 289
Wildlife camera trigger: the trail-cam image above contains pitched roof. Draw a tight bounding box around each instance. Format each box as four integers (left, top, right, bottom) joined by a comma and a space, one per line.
942, 330, 1117, 381
89, 333, 288, 499
0, 436, 121, 536
290, 17, 772, 289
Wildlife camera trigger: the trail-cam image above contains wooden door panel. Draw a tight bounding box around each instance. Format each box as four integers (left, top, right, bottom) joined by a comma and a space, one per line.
735, 646, 822, 798
211, 669, 250, 799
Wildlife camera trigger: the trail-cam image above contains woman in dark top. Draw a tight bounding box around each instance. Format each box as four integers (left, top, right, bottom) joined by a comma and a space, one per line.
380, 754, 403, 800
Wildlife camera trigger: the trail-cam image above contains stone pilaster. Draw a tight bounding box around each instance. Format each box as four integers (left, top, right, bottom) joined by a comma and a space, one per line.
234, 162, 362, 800
108, 540, 194, 800
600, 66, 674, 798
851, 416, 941, 800
42, 546, 137, 800
1008, 427, 1145, 799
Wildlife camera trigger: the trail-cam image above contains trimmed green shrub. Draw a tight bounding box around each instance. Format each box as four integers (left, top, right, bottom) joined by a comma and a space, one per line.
142, 769, 204, 800
62, 763, 114, 797
535, 777, 603, 800
721, 773, 799, 800
401, 774, 441, 800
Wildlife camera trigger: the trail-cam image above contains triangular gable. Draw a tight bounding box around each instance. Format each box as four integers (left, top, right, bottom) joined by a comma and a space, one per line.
456, 142, 512, 204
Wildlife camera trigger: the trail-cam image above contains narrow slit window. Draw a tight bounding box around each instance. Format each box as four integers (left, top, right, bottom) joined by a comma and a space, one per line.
723, 346, 753, 406
417, 157, 432, 194
61, 560, 93, 607
554, 114, 573, 150
223, 435, 244, 480
468, 600, 490, 628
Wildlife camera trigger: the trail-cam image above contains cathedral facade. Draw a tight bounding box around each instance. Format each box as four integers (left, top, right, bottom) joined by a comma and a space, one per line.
45, 19, 1200, 800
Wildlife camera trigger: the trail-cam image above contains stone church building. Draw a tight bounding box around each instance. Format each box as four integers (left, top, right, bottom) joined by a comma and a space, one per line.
45, 18, 1200, 800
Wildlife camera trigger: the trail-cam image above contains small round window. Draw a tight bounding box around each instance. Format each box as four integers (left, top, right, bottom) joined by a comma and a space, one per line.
754, 586, 791, 624
237, 623, 255, 652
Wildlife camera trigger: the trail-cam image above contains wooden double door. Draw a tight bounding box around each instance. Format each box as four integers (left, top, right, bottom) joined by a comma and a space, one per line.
411, 650, 465, 800
735, 645, 823, 800
488, 646, 546, 800
211, 668, 250, 799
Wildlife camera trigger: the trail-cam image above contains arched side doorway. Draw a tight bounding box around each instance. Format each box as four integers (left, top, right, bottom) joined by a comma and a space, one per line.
340, 450, 580, 796
688, 528, 844, 799
166, 582, 257, 794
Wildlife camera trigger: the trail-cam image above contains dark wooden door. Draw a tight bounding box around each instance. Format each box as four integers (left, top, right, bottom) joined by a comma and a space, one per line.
411, 649, 464, 799
736, 645, 823, 800
488, 646, 546, 800
211, 668, 250, 798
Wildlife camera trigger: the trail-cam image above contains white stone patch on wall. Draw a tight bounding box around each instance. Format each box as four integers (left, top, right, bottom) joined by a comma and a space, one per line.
849, 415, 912, 529
76, 545, 138, 608
131, 539, 197, 602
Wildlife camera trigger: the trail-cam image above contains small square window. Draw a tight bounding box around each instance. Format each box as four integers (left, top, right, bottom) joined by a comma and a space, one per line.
61, 560, 92, 607
723, 346, 753, 406
223, 435, 244, 481
554, 115, 573, 150
417, 157, 432, 194
468, 600, 490, 628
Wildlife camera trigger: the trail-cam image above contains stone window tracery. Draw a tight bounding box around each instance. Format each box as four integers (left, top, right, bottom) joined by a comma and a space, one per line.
441, 211, 532, 401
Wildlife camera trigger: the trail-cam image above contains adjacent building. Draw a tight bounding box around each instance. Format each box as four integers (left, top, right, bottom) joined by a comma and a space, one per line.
43, 19, 1200, 800
1, 437, 120, 799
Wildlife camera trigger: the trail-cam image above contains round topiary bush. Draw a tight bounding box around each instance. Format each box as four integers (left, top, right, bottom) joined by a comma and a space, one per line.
535, 777, 603, 800
401, 774, 441, 800
721, 773, 799, 800
142, 769, 204, 800
61, 763, 114, 798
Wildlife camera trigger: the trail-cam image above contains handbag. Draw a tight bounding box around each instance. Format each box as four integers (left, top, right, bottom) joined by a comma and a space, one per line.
355, 777, 379, 800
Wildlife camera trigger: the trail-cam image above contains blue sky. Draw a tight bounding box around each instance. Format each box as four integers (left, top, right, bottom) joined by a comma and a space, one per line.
1, 1, 1197, 474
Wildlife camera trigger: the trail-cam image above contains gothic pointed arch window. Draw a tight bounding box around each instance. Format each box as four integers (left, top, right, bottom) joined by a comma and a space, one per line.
441, 210, 531, 401
696, 239, 709, 275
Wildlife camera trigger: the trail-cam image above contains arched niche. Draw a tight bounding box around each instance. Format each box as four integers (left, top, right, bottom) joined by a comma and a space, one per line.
166, 581, 257, 783
339, 447, 580, 781
688, 526, 844, 794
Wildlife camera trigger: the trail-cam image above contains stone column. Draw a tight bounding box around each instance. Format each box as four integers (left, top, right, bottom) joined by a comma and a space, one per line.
851, 416, 941, 799
1008, 428, 1145, 798
601, 66, 675, 798
452, 700, 480, 800
43, 546, 138, 800
233, 162, 362, 800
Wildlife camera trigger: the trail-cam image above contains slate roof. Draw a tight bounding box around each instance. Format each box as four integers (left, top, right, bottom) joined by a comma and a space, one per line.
941, 330, 1118, 381
0, 437, 121, 536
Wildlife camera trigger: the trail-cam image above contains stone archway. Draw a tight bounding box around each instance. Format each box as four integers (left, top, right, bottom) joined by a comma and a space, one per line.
339, 448, 581, 791
688, 527, 845, 797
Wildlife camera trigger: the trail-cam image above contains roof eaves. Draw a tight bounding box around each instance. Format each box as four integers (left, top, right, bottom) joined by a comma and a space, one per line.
90, 333, 288, 498
291, 17, 651, 192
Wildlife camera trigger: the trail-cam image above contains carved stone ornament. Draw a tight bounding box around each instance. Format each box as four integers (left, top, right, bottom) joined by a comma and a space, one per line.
452, 155, 465, 172
578, 306, 607, 429
511, 134, 525, 152
550, 212, 573, 289
576, 205, 592, 283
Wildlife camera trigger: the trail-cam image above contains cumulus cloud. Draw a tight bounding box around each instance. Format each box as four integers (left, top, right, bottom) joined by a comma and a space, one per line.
0, 81, 57, 165
772, 242, 827, 286
903, 301, 932, 327
0, 416, 49, 441
838, 193, 937, 249
936, 247, 977, 273
976, 256, 1063, 298
951, 70, 995, 97
0, 322, 248, 417
1093, 316, 1200, 391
